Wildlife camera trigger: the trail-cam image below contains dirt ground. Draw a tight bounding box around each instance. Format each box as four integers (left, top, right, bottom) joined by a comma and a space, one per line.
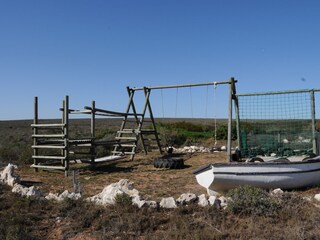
17, 151, 228, 200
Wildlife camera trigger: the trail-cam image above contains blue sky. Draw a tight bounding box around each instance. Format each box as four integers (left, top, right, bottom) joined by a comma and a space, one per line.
1, 0, 319, 120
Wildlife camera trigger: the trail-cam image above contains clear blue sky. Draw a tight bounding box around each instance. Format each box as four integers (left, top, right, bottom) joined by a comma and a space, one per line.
1, 0, 319, 120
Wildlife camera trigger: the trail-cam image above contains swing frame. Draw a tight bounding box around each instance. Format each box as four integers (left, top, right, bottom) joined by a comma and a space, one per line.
130, 77, 238, 161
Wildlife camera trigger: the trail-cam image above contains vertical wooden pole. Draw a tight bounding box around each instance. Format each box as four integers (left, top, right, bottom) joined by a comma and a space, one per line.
234, 91, 241, 152
33, 97, 38, 172
227, 77, 234, 162
144, 88, 163, 154
311, 91, 317, 154
64, 96, 69, 176
91, 100, 96, 163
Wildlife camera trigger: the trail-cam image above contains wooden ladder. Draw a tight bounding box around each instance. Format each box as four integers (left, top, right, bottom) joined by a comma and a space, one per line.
112, 87, 162, 160
31, 96, 70, 175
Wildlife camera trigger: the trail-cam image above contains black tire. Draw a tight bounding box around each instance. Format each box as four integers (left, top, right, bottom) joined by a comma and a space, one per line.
269, 158, 290, 163
248, 157, 264, 163
154, 157, 184, 169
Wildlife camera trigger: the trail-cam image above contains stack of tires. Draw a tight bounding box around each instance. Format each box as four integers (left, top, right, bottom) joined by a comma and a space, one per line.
154, 157, 184, 169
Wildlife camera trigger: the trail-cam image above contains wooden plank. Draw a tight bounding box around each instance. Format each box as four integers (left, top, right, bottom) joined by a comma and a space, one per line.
32, 145, 65, 149
113, 144, 136, 147
115, 137, 137, 140
31, 123, 65, 128
30, 164, 65, 170
32, 155, 66, 160
32, 134, 65, 138
84, 106, 143, 117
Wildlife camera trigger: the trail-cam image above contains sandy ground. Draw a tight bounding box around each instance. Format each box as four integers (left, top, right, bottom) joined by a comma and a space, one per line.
16, 151, 228, 201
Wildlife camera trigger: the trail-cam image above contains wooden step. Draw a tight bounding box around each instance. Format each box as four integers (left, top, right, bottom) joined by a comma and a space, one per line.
115, 137, 137, 140
32, 145, 65, 149
118, 129, 136, 133
31, 164, 66, 170
32, 155, 66, 160
113, 144, 136, 148
31, 123, 65, 128
141, 130, 157, 135
32, 134, 65, 138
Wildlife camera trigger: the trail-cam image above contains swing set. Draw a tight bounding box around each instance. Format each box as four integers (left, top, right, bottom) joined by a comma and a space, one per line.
31, 77, 237, 174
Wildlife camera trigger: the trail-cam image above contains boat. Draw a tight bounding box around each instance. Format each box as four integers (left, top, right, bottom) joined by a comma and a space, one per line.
193, 156, 320, 195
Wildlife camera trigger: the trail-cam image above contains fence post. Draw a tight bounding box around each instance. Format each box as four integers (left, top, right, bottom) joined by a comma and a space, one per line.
311, 90, 316, 154
227, 77, 235, 162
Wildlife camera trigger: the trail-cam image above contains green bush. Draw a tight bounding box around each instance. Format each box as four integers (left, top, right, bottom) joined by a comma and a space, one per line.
114, 193, 133, 207
226, 185, 278, 216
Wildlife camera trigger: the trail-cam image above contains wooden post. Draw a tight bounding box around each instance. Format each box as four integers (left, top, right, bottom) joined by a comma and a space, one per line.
234, 89, 241, 152
227, 77, 235, 162
91, 100, 96, 163
144, 88, 163, 154
33, 97, 38, 172
64, 96, 69, 176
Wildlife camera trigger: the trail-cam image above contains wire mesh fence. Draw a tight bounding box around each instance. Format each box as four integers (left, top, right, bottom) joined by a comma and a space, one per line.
236, 89, 320, 158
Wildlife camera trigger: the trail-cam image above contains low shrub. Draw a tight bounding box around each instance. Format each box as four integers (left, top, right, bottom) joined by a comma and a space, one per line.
226, 185, 278, 216
114, 193, 133, 208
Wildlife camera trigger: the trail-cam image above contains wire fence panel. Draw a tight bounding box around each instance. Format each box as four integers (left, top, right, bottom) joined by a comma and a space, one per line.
237, 90, 319, 158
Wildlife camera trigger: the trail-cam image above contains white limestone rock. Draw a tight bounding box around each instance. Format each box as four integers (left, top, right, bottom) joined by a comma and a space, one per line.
219, 196, 228, 209
0, 163, 20, 187
271, 188, 284, 196
314, 194, 320, 202
45, 190, 81, 201
87, 179, 139, 205
145, 200, 158, 209
45, 192, 61, 201
132, 195, 146, 208
208, 196, 220, 207
12, 184, 42, 198
198, 194, 209, 207
176, 193, 197, 205
220, 146, 227, 151
160, 197, 177, 209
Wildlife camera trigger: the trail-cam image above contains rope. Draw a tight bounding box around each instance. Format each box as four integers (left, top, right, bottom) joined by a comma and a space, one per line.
190, 86, 194, 117
160, 89, 164, 118
205, 85, 208, 118
175, 88, 179, 117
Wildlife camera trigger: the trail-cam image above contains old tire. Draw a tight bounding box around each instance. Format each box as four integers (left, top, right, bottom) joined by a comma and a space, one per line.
154, 157, 184, 169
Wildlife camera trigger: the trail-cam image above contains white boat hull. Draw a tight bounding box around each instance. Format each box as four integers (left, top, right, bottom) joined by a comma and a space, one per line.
193, 157, 320, 195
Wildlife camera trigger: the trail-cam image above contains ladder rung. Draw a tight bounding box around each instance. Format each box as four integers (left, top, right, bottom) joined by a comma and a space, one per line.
115, 137, 137, 140
31, 123, 65, 128
37, 140, 65, 144
32, 134, 65, 138
30, 164, 66, 170
141, 130, 156, 134
32, 145, 65, 149
117, 129, 136, 134
32, 155, 66, 160
112, 151, 135, 155
114, 144, 136, 147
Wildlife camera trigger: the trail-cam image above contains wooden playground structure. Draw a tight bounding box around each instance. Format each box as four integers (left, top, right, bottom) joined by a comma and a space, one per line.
31, 78, 237, 174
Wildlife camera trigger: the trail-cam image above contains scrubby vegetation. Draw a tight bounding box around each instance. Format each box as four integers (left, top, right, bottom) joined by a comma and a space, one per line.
1, 183, 320, 239
157, 121, 237, 147
1, 119, 320, 239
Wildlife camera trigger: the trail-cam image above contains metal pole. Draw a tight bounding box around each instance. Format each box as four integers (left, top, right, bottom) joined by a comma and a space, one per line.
311, 91, 316, 154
